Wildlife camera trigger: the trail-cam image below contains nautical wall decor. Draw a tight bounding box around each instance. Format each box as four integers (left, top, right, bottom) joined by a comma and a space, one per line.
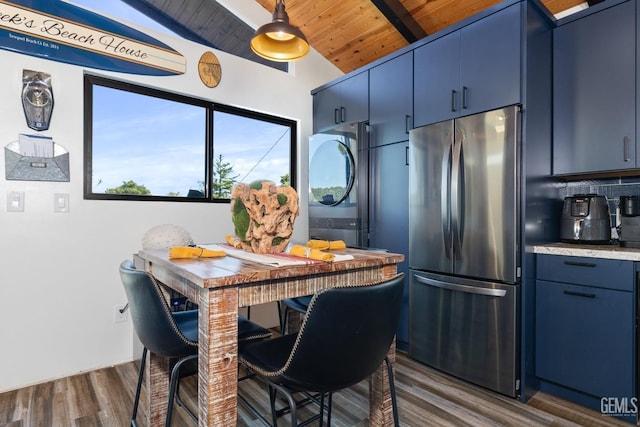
22, 69, 54, 131
0, 0, 186, 76
198, 51, 222, 88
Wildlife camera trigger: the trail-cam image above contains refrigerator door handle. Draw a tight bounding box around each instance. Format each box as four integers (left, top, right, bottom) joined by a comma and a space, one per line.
451, 128, 463, 255
414, 274, 507, 297
441, 138, 452, 259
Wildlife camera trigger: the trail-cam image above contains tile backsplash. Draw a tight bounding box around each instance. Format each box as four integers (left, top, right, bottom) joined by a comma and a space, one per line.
559, 176, 640, 229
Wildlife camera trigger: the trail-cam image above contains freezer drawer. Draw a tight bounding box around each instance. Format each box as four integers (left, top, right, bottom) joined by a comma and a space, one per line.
409, 271, 520, 397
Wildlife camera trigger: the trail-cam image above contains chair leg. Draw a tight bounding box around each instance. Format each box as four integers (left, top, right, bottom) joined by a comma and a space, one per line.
326, 392, 332, 426
269, 382, 299, 427
279, 303, 290, 335
175, 379, 198, 423
269, 385, 279, 427
277, 301, 283, 334
131, 347, 147, 427
319, 393, 326, 427
165, 354, 198, 427
384, 356, 400, 427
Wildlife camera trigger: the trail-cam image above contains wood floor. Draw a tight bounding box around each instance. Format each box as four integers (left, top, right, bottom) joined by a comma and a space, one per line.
0, 351, 634, 427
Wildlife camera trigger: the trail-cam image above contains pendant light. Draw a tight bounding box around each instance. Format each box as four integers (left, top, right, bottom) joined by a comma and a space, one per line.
251, 0, 309, 62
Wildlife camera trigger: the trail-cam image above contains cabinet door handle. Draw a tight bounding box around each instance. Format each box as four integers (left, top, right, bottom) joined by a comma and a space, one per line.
340, 106, 346, 123
334, 108, 340, 124
451, 90, 457, 112
623, 136, 631, 162
405, 146, 409, 166
405, 115, 411, 134
462, 86, 469, 109
563, 290, 596, 299
563, 260, 597, 268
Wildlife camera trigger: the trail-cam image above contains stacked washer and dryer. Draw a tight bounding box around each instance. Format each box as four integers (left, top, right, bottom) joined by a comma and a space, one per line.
308, 123, 369, 248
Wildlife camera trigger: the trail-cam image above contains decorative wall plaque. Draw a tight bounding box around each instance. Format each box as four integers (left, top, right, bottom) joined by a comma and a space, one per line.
22, 70, 54, 131
198, 51, 222, 88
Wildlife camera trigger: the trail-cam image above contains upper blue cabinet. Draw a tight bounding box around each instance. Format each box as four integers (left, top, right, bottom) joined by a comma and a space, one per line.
312, 71, 369, 133
413, 3, 521, 128
553, 0, 636, 175
369, 52, 413, 147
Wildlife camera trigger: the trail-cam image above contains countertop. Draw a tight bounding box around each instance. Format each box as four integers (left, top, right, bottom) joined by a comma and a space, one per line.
533, 242, 640, 261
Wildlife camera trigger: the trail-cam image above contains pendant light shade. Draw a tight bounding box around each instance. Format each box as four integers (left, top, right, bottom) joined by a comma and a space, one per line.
251, 0, 309, 62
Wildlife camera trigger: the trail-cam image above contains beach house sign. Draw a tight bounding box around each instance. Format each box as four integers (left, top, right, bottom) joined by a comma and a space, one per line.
0, 0, 186, 76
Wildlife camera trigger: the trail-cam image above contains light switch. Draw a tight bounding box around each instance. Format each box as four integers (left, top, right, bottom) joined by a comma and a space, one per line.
7, 191, 24, 212
54, 193, 69, 213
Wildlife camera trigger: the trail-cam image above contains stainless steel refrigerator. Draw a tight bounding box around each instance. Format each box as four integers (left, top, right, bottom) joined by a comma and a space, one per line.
408, 105, 521, 397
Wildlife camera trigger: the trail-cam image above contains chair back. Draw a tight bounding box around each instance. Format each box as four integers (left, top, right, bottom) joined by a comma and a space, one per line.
282, 273, 405, 392
119, 260, 197, 358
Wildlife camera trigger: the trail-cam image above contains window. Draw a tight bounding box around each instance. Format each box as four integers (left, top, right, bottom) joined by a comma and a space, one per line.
84, 75, 296, 201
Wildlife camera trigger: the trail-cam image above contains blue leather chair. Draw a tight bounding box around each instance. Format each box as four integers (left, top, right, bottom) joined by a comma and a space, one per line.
279, 248, 390, 334
240, 273, 404, 426
278, 295, 312, 334
119, 260, 271, 426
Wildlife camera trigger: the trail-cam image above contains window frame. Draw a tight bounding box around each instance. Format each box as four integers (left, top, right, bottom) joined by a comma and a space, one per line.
83, 74, 297, 202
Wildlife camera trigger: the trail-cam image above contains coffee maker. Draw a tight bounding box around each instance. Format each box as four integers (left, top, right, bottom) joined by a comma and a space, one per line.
619, 195, 640, 247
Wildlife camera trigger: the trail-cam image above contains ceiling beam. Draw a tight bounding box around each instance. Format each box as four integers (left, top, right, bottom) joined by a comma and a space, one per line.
119, 0, 286, 71
370, 0, 427, 43
120, 0, 217, 47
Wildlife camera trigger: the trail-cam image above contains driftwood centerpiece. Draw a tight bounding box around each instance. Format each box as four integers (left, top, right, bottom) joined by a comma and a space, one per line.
230, 180, 299, 254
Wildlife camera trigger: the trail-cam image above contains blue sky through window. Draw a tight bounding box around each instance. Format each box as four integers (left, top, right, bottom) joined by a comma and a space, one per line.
91, 86, 206, 195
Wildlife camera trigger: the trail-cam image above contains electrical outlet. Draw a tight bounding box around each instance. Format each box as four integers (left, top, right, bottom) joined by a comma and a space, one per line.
113, 304, 128, 323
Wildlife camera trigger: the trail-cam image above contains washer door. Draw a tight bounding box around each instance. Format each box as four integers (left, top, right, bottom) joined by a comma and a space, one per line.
309, 139, 355, 206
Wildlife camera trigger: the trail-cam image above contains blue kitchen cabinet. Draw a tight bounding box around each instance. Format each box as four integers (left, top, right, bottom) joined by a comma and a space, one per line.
312, 71, 369, 133
535, 254, 636, 423
369, 140, 409, 349
413, 2, 521, 128
553, 0, 636, 175
369, 52, 413, 147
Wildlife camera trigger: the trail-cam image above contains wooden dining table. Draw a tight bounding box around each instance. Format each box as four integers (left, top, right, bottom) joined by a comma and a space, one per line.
134, 245, 404, 426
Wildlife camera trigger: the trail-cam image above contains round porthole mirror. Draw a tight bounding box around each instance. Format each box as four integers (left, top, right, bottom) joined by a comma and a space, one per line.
309, 139, 355, 206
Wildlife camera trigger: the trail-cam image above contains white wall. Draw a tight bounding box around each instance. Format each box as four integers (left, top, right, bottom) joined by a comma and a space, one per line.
0, 1, 342, 393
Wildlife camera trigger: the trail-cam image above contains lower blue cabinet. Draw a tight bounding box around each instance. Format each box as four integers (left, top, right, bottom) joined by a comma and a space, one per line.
535, 254, 636, 423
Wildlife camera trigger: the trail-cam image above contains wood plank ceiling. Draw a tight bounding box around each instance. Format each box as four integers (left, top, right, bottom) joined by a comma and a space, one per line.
254, 0, 589, 73
124, 0, 594, 74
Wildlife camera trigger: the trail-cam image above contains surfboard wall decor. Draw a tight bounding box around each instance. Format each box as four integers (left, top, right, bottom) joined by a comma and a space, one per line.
0, 0, 186, 76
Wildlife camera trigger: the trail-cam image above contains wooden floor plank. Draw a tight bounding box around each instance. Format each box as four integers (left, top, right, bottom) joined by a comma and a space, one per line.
0, 351, 635, 427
